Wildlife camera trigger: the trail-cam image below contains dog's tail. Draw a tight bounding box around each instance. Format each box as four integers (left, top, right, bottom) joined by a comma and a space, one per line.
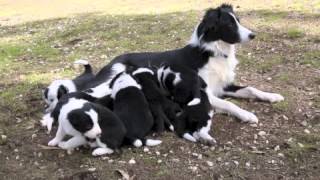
132, 138, 162, 147
74, 59, 92, 74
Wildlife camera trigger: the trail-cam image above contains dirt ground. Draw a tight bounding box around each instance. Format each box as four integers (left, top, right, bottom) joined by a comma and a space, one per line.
0, 1, 320, 179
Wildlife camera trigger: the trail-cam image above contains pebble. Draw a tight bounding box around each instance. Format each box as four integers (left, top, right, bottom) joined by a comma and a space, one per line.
88, 167, 96, 172
278, 153, 285, 157
143, 147, 149, 152
304, 129, 310, 134
245, 162, 251, 167
274, 145, 280, 151
217, 157, 222, 162
233, 161, 239, 166
0, 135, 7, 145
189, 166, 197, 172
155, 151, 160, 156
108, 159, 114, 163
157, 160, 162, 164
258, 131, 266, 137
298, 143, 304, 148
128, 159, 136, 164
206, 161, 214, 167
301, 121, 308, 127
31, 134, 37, 140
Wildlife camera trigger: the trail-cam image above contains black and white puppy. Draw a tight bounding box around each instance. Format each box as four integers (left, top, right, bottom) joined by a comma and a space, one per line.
174, 90, 215, 144
43, 60, 95, 113
157, 64, 215, 143
94, 4, 284, 124
45, 92, 126, 156
130, 67, 180, 133
110, 72, 162, 147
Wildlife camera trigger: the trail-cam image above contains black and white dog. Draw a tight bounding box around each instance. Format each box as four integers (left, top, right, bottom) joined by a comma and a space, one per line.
129, 67, 180, 133
94, 4, 284, 123
43, 60, 95, 113
44, 92, 127, 156
109, 72, 162, 147
157, 64, 215, 143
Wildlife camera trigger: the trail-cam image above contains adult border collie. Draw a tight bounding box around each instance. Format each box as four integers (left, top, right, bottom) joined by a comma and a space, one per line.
94, 4, 284, 123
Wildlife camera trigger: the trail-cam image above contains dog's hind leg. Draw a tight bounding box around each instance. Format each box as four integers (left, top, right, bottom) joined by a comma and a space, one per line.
223, 84, 284, 103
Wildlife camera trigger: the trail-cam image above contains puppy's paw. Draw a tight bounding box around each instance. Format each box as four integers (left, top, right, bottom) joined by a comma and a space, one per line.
238, 110, 258, 123
265, 93, 284, 103
48, 138, 60, 146
92, 148, 114, 156
58, 141, 69, 149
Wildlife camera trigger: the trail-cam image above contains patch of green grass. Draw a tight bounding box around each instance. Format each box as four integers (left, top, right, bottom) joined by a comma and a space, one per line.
258, 10, 288, 22
276, 72, 291, 83
257, 55, 284, 73
300, 50, 320, 68
287, 28, 304, 39
0, 43, 26, 71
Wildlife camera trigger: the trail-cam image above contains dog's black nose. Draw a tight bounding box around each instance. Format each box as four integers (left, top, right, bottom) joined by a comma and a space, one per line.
249, 33, 256, 40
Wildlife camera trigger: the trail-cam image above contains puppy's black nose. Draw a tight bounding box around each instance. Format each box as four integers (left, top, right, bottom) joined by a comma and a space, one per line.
249, 33, 256, 40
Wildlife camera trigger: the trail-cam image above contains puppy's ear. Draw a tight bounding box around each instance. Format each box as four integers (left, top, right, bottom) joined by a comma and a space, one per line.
57, 85, 68, 99
43, 88, 49, 99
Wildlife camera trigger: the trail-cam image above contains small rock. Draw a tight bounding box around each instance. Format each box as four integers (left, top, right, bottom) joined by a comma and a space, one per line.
298, 143, 304, 148
169, 150, 174, 154
206, 161, 214, 167
282, 115, 289, 120
172, 158, 180, 162
108, 159, 114, 163
217, 157, 222, 162
233, 160, 239, 166
301, 121, 308, 127
278, 153, 285, 157
143, 147, 149, 152
258, 131, 266, 137
157, 160, 162, 164
128, 159, 136, 164
254, 134, 258, 140
0, 135, 7, 145
245, 162, 250, 167
250, 124, 258, 127
31, 134, 37, 140
274, 145, 280, 151
88, 167, 96, 172
155, 151, 160, 156
188, 166, 197, 172
14, 149, 19, 153
304, 129, 310, 134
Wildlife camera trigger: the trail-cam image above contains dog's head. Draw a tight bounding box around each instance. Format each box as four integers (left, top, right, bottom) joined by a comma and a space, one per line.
196, 4, 255, 44
68, 108, 102, 139
43, 80, 75, 112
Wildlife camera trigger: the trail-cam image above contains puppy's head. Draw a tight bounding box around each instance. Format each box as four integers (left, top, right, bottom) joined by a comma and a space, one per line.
43, 80, 74, 112
197, 4, 255, 44
68, 108, 102, 139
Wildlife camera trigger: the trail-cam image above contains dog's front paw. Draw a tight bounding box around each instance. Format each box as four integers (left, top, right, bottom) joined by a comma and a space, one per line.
238, 110, 258, 123
92, 148, 114, 156
48, 138, 60, 146
265, 93, 284, 103
58, 141, 69, 149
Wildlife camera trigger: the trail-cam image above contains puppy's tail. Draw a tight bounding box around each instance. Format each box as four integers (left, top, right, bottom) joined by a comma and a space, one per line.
74, 59, 92, 74
133, 138, 162, 147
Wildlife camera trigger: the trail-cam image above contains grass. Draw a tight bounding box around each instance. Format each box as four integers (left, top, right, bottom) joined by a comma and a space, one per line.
287, 28, 305, 39
300, 50, 320, 68
257, 55, 284, 73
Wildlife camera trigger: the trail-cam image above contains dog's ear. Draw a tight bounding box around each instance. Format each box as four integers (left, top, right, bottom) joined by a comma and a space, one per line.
57, 85, 68, 99
219, 3, 233, 12
197, 8, 221, 38
43, 88, 49, 99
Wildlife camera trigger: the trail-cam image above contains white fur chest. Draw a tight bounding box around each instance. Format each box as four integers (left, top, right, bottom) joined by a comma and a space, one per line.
59, 98, 87, 136
198, 55, 238, 97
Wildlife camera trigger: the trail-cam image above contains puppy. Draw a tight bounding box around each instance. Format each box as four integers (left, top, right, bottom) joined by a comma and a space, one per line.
43, 60, 95, 113
45, 92, 126, 156
157, 64, 215, 143
157, 63, 205, 106
110, 72, 162, 147
174, 90, 215, 144
130, 67, 180, 133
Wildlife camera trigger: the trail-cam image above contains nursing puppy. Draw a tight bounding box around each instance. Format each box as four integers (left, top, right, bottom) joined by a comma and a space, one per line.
174, 90, 215, 144
130, 67, 180, 133
45, 92, 126, 156
110, 72, 162, 147
43, 60, 95, 113
157, 64, 215, 143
